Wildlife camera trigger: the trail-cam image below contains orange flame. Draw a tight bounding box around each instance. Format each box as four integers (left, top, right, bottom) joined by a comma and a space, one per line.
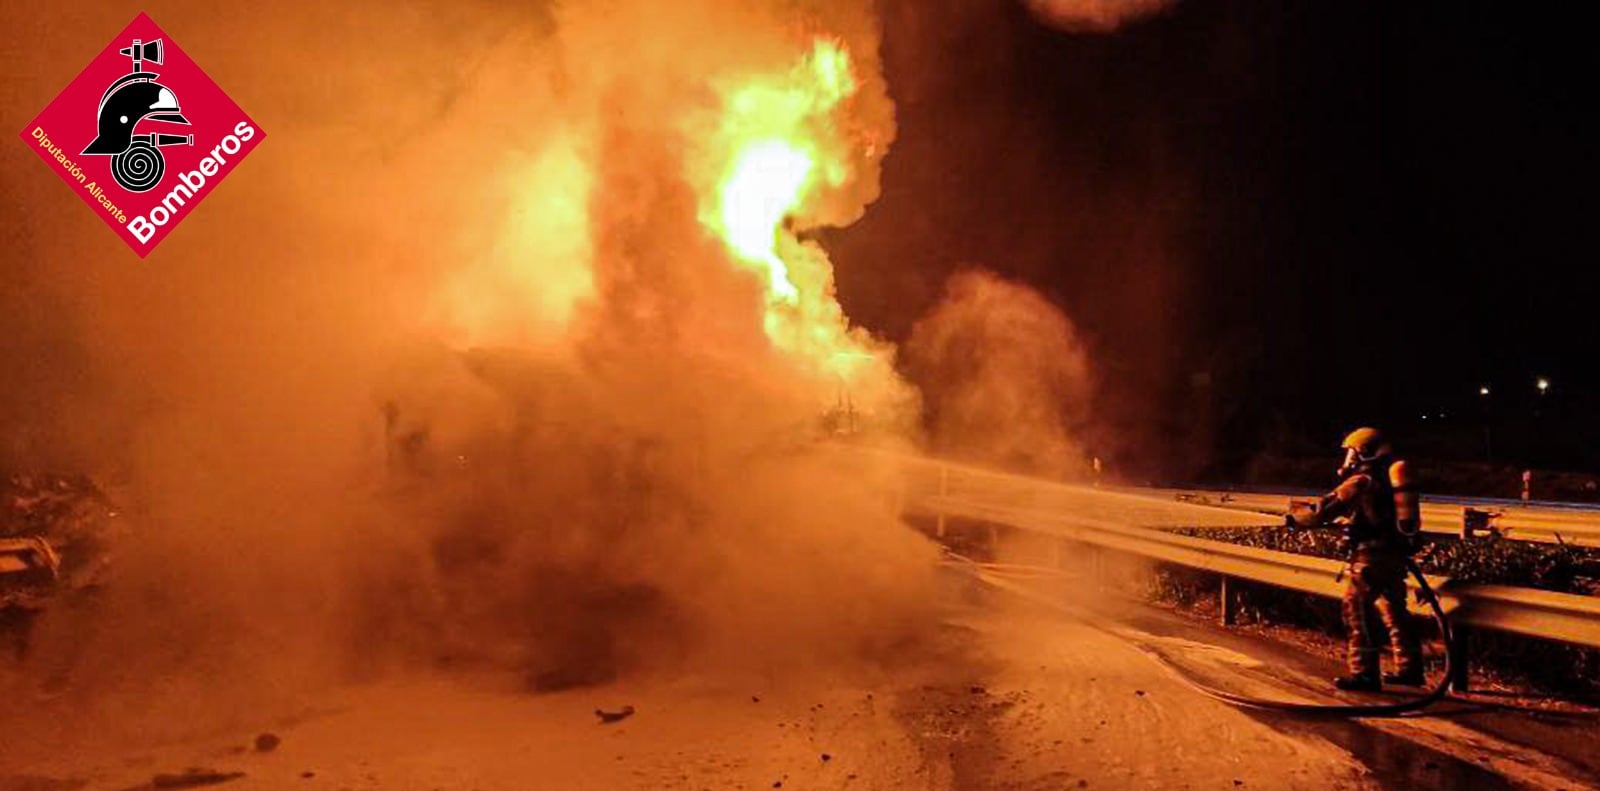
696, 39, 893, 397
703, 40, 856, 299
434, 32, 905, 415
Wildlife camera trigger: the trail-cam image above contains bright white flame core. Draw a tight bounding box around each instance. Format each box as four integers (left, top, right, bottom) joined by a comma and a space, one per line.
719, 141, 814, 301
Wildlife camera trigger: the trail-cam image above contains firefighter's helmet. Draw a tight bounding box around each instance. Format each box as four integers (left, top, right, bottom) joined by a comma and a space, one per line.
81, 80, 190, 156
1338, 426, 1390, 477
1341, 427, 1388, 457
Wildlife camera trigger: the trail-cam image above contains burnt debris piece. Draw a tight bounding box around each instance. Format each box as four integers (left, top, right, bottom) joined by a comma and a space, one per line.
2, 473, 119, 605
595, 704, 636, 724
150, 768, 246, 788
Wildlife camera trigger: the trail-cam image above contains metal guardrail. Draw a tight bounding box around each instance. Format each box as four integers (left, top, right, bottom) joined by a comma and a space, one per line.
1144, 487, 1600, 547
0, 537, 60, 580
878, 453, 1600, 652
1458, 584, 1600, 648
909, 494, 1455, 616
920, 494, 1341, 597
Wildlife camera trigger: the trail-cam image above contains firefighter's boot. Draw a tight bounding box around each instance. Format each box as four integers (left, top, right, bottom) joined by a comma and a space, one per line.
1383, 668, 1426, 687
1333, 673, 1382, 692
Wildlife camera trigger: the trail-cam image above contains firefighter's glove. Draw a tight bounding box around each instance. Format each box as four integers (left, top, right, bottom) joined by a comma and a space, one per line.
1285, 502, 1317, 530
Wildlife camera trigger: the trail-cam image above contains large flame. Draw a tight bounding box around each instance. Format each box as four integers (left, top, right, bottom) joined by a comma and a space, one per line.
704, 39, 858, 303
717, 141, 811, 301
695, 39, 894, 398
433, 31, 904, 413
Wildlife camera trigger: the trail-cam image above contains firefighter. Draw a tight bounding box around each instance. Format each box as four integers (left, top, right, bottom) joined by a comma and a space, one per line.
1287, 427, 1424, 691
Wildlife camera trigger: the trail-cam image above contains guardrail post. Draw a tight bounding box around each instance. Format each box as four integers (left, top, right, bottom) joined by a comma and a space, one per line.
1449, 626, 1471, 694
1462, 507, 1497, 541
935, 466, 949, 539
1219, 576, 1236, 626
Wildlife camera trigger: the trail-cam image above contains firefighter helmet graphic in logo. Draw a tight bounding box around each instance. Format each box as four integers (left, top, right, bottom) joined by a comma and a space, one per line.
21, 11, 266, 255
79, 38, 194, 193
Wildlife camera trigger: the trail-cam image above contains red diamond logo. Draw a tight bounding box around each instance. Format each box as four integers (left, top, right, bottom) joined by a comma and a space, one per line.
18, 12, 265, 257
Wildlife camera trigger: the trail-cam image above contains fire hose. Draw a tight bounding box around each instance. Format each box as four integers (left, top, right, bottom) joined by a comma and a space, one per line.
1154, 557, 1455, 717
945, 550, 1456, 718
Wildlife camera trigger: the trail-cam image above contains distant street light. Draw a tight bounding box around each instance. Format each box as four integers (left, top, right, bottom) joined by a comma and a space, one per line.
1537, 376, 1551, 394
1479, 384, 1494, 464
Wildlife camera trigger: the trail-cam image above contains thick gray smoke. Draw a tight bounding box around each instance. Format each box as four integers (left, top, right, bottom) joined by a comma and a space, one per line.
905, 270, 1093, 479
0, 0, 937, 753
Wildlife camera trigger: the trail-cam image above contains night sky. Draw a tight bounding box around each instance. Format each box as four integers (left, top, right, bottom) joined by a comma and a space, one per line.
830, 0, 1599, 480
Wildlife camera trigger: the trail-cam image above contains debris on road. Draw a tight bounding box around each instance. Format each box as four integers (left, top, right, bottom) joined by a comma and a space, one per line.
253, 732, 280, 753
595, 705, 636, 724
2, 473, 120, 616
2, 473, 113, 540
149, 768, 246, 788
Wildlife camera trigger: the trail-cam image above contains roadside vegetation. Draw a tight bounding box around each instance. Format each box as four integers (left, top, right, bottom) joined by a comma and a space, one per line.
1162, 525, 1600, 699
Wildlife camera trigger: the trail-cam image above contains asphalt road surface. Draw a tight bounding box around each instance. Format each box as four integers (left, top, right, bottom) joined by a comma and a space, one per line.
5, 563, 1595, 791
